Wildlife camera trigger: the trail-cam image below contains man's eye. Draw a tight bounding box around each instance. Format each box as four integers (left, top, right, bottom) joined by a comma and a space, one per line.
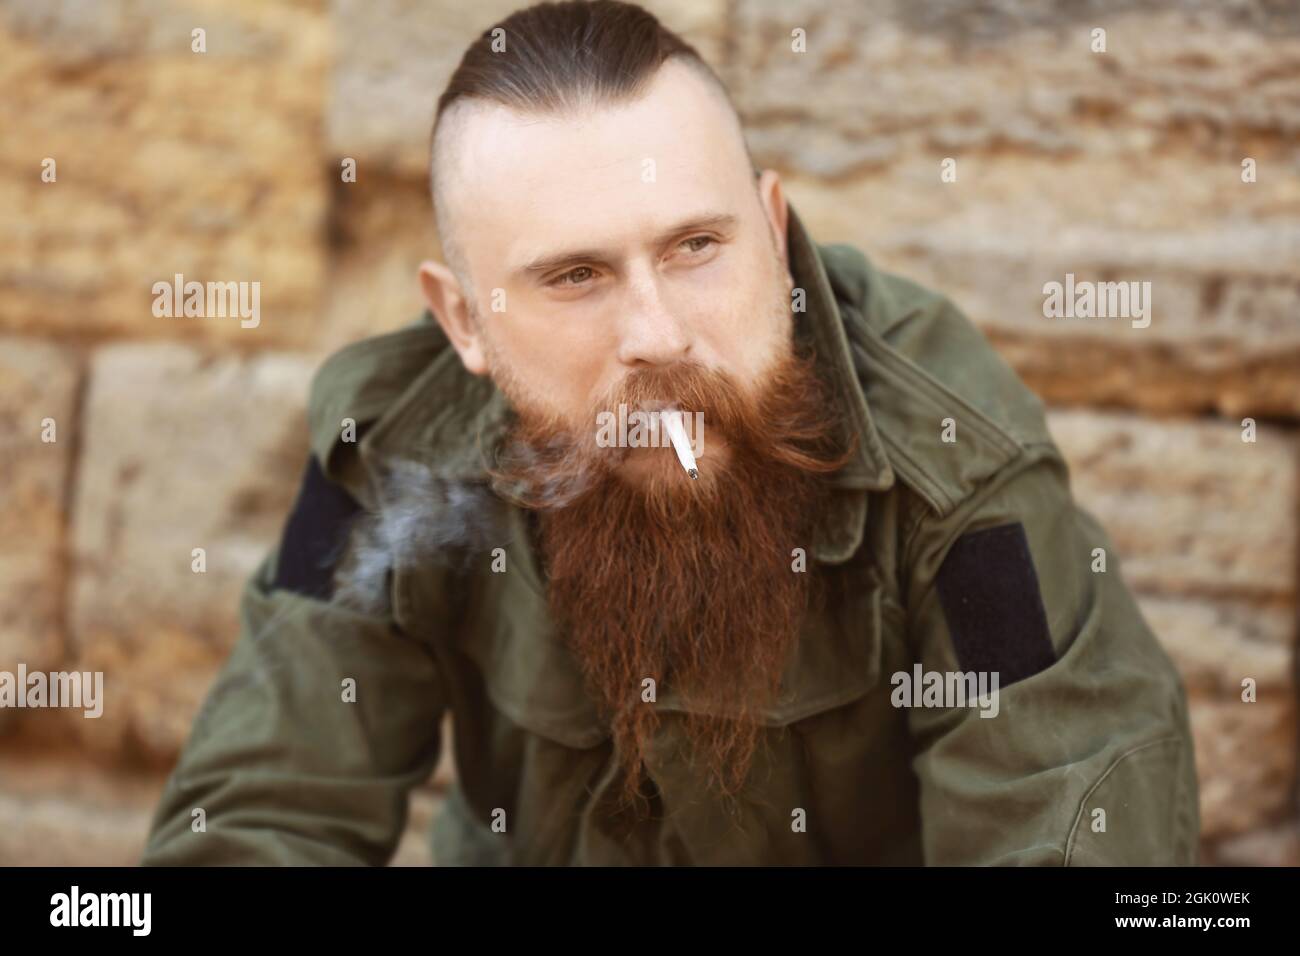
550, 266, 595, 287
680, 235, 717, 254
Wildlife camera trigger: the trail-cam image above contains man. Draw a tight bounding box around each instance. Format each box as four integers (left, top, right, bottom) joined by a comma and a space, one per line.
141, 0, 1199, 866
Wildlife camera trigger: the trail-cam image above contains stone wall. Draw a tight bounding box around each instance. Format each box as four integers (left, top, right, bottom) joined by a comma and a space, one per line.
1, 0, 1296, 866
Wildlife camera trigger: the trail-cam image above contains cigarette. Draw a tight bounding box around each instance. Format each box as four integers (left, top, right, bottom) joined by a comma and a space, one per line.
661, 409, 699, 479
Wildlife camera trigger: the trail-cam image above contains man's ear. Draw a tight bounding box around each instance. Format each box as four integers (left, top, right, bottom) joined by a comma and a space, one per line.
417, 260, 488, 376
755, 168, 790, 266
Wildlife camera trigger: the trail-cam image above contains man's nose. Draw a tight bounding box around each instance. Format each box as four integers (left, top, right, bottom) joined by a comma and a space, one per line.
615, 270, 693, 367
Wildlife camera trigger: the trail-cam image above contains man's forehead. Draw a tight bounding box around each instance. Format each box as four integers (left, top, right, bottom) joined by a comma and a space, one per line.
439, 61, 753, 267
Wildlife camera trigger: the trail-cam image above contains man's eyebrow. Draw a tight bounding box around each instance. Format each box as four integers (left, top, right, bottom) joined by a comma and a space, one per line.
516, 212, 739, 278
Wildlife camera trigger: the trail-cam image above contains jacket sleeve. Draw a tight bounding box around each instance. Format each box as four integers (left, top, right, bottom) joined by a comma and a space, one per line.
140, 454, 447, 866
900, 439, 1200, 865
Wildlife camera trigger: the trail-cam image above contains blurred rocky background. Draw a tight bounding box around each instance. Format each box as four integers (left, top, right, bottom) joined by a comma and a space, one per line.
0, 0, 1297, 865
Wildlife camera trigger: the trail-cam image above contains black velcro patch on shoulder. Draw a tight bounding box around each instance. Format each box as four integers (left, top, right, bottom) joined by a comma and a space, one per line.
934, 521, 1056, 687
272, 454, 362, 600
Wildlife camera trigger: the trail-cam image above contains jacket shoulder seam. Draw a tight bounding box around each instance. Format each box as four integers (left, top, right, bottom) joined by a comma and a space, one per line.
849, 320, 1025, 518
307, 322, 447, 487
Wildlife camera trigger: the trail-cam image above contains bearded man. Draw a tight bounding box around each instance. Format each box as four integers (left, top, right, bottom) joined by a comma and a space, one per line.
143, 0, 1199, 867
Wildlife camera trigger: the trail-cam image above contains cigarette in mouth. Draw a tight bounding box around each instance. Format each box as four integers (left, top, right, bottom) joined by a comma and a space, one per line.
661, 409, 699, 480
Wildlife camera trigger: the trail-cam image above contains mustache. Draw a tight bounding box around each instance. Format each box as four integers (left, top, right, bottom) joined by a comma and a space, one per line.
488, 348, 855, 511
489, 362, 735, 510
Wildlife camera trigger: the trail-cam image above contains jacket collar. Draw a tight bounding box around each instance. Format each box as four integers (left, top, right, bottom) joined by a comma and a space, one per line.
783, 204, 895, 562
360, 203, 895, 565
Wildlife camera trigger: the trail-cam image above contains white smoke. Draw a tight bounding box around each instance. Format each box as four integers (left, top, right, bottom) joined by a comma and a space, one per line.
330, 457, 505, 616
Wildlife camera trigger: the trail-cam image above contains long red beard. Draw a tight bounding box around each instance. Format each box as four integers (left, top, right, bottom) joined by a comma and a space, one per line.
490, 342, 853, 813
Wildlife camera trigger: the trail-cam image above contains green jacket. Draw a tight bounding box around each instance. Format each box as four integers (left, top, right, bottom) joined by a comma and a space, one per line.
140, 208, 1200, 866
